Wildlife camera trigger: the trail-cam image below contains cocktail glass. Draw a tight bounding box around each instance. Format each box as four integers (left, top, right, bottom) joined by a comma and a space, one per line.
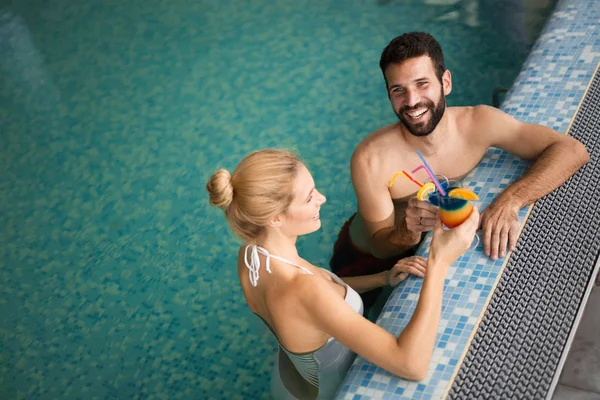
425, 175, 480, 249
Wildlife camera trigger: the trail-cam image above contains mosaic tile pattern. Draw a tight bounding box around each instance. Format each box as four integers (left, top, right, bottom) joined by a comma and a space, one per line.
337, 0, 600, 398
0, 0, 558, 399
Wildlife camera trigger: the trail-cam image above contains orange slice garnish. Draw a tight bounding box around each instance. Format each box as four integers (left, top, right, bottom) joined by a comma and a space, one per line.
447, 188, 479, 201
417, 182, 436, 201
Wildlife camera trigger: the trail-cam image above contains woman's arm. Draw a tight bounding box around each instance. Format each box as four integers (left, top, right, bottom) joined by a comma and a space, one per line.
339, 256, 427, 294
300, 208, 479, 380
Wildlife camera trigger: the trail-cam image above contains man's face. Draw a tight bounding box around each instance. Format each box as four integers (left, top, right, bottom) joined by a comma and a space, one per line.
384, 56, 451, 137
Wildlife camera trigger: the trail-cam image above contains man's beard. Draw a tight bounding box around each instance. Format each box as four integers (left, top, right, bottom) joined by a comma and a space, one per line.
396, 92, 446, 137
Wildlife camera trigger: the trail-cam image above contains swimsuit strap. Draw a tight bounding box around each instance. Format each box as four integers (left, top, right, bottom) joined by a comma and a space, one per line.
244, 244, 314, 287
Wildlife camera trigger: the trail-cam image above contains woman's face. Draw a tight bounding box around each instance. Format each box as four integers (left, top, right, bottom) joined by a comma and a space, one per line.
279, 164, 327, 237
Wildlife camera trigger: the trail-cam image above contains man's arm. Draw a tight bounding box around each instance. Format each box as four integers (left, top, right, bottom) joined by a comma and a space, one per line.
350, 147, 421, 259
475, 105, 590, 260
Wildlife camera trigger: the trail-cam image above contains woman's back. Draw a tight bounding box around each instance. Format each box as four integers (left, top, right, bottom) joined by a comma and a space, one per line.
238, 244, 363, 399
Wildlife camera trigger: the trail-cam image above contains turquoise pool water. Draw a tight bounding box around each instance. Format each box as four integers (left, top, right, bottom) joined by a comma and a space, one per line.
0, 0, 556, 398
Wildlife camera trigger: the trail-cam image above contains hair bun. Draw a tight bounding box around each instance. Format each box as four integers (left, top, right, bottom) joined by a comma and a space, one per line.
207, 169, 234, 210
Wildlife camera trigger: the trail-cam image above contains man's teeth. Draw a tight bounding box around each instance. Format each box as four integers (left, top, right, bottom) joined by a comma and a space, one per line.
313, 212, 320, 219
407, 109, 427, 118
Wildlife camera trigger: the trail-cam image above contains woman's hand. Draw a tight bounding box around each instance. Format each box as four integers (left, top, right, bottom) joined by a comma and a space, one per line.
387, 256, 428, 286
429, 207, 480, 268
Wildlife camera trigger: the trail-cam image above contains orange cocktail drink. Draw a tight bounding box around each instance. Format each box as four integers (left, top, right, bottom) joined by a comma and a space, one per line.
419, 179, 478, 228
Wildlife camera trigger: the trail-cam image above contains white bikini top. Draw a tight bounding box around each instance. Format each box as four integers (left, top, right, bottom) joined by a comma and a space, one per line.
244, 244, 316, 286
243, 243, 362, 314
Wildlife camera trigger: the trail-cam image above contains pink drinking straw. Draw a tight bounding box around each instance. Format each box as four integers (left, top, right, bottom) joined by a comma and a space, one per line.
412, 150, 447, 196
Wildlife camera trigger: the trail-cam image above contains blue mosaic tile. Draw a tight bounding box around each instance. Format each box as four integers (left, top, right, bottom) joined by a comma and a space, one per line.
337, 0, 600, 398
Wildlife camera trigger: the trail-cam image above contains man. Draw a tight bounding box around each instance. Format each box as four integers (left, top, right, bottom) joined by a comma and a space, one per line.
330, 32, 589, 308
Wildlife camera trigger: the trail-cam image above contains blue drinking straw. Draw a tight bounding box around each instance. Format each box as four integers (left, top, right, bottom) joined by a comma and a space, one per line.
415, 150, 446, 196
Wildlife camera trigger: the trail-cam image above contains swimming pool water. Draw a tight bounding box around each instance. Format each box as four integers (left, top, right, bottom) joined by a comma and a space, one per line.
0, 0, 556, 398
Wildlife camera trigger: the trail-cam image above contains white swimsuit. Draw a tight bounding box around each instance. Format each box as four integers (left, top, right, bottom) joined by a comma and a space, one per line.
244, 244, 364, 400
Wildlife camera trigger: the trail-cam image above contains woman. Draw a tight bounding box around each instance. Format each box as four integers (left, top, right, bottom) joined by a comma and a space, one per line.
206, 149, 478, 399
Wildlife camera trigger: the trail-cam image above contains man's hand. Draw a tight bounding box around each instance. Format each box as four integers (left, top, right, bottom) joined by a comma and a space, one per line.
480, 201, 521, 260
405, 197, 439, 233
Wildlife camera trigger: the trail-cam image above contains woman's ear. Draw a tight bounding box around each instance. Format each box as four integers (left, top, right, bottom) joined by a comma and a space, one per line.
268, 214, 283, 228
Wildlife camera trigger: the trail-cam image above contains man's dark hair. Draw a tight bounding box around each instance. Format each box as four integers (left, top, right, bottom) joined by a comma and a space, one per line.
379, 32, 446, 83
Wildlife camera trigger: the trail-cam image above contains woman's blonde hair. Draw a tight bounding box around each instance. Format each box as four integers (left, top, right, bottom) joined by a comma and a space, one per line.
206, 149, 302, 241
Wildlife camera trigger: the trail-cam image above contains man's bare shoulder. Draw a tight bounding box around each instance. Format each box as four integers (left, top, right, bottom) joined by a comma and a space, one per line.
457, 104, 515, 124
448, 105, 478, 124
450, 105, 511, 141
353, 123, 405, 167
